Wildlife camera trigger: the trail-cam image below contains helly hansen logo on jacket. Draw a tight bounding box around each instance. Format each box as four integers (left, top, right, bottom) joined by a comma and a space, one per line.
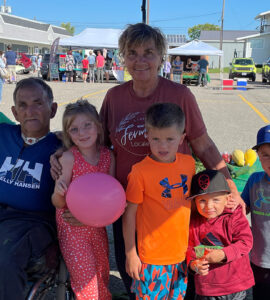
0, 156, 43, 189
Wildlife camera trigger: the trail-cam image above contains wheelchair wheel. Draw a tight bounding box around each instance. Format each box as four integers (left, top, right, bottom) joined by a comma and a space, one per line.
55, 258, 75, 300
27, 272, 56, 300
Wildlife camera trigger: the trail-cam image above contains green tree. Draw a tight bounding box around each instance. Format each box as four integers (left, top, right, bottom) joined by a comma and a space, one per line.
61, 22, 75, 35
188, 23, 220, 40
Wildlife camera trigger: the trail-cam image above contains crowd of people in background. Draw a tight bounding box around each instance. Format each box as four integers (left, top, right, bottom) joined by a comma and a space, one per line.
0, 44, 209, 89
160, 55, 209, 87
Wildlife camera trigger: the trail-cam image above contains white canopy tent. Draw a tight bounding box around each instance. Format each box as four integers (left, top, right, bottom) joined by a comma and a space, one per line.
168, 40, 224, 86
59, 28, 123, 49
168, 40, 223, 56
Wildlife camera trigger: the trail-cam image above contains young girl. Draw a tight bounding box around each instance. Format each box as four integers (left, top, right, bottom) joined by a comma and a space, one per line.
52, 99, 115, 300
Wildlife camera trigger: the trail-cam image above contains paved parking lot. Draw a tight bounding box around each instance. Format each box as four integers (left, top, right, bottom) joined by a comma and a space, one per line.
2, 73, 269, 154
1, 73, 270, 296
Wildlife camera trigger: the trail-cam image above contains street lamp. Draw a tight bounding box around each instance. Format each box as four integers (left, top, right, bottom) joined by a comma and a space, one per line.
141, 0, 146, 23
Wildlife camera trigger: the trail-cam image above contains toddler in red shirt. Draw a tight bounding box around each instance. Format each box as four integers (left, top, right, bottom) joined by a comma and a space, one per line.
187, 169, 254, 300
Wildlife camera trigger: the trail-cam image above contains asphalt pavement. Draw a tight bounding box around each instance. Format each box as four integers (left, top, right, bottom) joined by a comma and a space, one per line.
1, 73, 270, 297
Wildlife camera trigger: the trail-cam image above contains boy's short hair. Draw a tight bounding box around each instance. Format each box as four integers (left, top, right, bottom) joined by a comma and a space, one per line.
252, 125, 270, 150
145, 103, 185, 133
189, 169, 230, 200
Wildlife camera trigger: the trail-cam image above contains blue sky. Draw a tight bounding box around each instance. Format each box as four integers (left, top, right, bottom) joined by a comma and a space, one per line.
5, 0, 270, 37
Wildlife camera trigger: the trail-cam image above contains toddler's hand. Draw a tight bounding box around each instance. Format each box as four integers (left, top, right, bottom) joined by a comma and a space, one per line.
125, 253, 142, 281
205, 249, 226, 264
55, 180, 68, 196
190, 259, 209, 276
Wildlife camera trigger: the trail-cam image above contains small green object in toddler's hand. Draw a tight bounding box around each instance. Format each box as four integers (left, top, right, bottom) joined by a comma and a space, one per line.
194, 245, 223, 259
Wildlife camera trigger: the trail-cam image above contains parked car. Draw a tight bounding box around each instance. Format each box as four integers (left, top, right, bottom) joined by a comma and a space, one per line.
40, 53, 82, 81
40, 53, 64, 80
262, 56, 270, 83
229, 58, 256, 81
16, 53, 33, 74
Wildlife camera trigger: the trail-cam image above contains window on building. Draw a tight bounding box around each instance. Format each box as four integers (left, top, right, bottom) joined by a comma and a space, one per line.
12, 44, 29, 53
250, 39, 264, 49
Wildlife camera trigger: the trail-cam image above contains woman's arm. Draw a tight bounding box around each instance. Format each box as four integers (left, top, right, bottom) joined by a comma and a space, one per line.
190, 132, 244, 208
109, 150, 115, 177
51, 151, 74, 208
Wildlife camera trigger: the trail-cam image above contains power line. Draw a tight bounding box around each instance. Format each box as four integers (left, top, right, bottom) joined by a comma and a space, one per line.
37, 11, 221, 27
151, 11, 221, 23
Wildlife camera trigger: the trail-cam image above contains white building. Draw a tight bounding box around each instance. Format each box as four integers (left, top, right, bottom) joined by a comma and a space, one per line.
236, 11, 270, 64
0, 13, 72, 54
199, 30, 257, 68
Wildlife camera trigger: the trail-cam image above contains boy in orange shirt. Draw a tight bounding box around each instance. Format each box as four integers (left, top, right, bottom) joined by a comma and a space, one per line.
123, 103, 195, 299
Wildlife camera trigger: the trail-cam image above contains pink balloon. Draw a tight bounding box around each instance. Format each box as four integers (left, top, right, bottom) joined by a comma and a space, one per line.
66, 173, 126, 227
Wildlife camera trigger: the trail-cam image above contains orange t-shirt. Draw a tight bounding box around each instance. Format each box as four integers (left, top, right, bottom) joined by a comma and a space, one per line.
126, 153, 195, 265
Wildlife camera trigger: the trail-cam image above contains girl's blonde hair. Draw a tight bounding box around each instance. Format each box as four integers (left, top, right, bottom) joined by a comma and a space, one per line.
62, 99, 104, 149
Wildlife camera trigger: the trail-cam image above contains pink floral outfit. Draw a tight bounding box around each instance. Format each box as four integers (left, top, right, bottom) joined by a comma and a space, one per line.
56, 146, 111, 300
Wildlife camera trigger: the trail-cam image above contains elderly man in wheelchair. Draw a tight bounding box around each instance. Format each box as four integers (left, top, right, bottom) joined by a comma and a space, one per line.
0, 78, 66, 300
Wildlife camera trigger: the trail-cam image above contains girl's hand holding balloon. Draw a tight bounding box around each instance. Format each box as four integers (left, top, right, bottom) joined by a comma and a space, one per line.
62, 209, 84, 226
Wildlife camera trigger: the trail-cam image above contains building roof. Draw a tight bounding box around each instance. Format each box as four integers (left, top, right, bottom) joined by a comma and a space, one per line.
255, 11, 270, 20
199, 30, 258, 41
1, 13, 50, 31
236, 31, 270, 41
0, 13, 72, 36
52, 26, 72, 35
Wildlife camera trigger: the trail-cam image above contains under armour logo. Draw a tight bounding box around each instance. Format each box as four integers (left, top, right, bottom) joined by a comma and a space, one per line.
159, 175, 188, 198
254, 189, 270, 209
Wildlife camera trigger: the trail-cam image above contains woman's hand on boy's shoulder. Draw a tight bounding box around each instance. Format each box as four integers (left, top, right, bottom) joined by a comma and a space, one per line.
226, 179, 246, 214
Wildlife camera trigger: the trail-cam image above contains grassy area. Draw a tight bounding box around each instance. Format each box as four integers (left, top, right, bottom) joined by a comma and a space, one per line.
209, 67, 262, 74
256, 67, 262, 73
208, 67, 229, 73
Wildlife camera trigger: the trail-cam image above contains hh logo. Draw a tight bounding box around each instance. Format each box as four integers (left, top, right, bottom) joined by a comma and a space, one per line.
160, 175, 188, 198
0, 157, 43, 185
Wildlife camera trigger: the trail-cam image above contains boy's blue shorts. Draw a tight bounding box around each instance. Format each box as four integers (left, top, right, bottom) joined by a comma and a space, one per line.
131, 260, 187, 300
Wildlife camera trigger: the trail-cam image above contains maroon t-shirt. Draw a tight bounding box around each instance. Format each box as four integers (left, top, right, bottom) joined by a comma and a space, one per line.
100, 77, 206, 188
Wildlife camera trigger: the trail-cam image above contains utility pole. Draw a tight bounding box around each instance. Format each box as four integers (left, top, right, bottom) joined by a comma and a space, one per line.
146, 0, 150, 25
141, 0, 146, 23
219, 0, 225, 70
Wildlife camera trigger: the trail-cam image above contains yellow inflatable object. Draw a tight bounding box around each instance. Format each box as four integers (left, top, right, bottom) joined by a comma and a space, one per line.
244, 149, 257, 167
232, 149, 245, 167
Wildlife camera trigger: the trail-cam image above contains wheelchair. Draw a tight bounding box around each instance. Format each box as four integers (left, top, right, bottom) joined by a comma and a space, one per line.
25, 243, 75, 300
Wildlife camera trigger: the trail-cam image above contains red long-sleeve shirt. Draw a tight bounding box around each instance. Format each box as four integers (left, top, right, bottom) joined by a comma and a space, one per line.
187, 205, 254, 296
